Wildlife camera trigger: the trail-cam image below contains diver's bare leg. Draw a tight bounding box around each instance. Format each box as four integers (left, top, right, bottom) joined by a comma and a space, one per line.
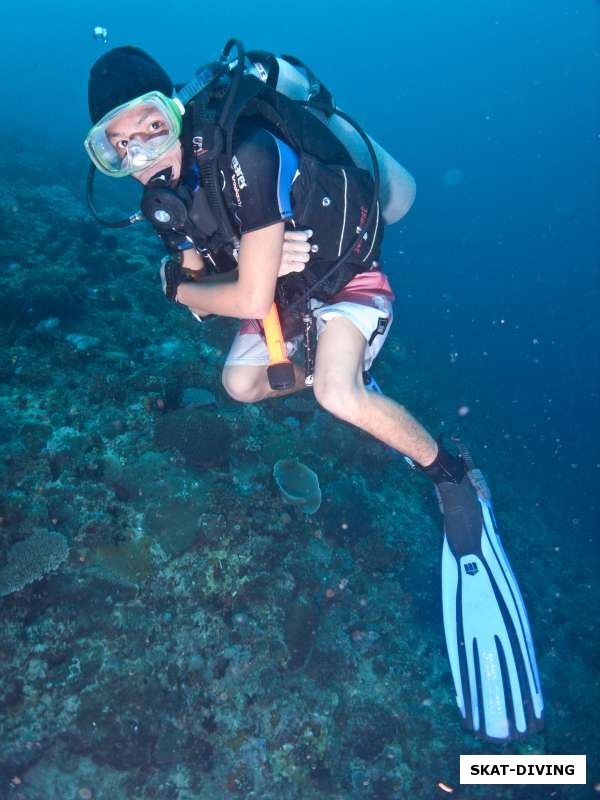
312, 317, 437, 466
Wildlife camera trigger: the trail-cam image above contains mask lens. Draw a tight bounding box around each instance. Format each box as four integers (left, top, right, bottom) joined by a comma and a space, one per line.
84, 92, 182, 177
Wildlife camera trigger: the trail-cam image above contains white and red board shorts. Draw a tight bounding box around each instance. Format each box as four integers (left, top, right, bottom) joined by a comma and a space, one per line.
224, 271, 395, 372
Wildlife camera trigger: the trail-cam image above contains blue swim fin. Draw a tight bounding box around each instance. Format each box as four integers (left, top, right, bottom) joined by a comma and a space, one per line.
441, 474, 544, 741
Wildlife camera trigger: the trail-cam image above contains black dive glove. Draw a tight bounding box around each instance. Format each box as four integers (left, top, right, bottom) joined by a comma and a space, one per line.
160, 256, 185, 304
159, 256, 212, 324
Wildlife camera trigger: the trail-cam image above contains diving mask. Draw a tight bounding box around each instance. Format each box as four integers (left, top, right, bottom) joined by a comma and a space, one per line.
84, 91, 184, 178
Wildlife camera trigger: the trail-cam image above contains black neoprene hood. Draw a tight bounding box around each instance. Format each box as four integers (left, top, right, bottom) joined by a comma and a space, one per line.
88, 45, 173, 123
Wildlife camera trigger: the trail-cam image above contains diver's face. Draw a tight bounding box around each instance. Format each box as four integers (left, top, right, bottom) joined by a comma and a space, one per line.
104, 103, 182, 184
105, 102, 170, 157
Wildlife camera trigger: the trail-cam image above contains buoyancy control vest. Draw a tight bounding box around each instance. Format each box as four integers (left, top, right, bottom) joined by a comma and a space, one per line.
140, 46, 384, 307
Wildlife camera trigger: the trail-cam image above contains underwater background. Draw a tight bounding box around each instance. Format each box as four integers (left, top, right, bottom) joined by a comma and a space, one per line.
0, 1, 598, 798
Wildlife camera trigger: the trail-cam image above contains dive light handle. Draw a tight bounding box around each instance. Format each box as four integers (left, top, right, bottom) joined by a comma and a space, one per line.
263, 303, 294, 391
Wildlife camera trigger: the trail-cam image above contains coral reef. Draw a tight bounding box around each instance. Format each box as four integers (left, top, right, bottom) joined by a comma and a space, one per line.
0, 140, 595, 800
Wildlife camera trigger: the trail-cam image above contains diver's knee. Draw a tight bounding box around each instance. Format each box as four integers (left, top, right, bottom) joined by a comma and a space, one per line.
222, 367, 266, 403
313, 374, 362, 422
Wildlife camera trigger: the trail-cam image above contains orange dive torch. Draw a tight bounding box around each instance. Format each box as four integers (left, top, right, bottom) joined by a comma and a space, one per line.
263, 302, 295, 391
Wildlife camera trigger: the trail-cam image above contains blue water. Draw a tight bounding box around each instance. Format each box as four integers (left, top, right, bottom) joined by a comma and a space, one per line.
0, 2, 598, 798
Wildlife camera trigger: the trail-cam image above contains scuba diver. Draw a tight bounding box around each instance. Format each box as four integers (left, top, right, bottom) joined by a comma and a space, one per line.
84, 41, 544, 742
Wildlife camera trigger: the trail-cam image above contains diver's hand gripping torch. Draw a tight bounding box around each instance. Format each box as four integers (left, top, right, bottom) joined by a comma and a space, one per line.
263, 303, 295, 391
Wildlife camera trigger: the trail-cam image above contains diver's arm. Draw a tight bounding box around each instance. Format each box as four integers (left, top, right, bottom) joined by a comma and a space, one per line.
181, 247, 206, 273
177, 228, 310, 318
174, 222, 284, 319
182, 271, 238, 318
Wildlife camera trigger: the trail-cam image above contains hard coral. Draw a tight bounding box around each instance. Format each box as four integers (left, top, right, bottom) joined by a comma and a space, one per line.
0, 530, 69, 597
